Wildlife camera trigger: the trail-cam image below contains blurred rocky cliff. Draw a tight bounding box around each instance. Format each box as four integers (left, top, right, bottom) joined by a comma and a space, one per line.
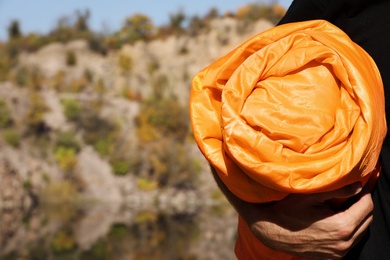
0, 4, 284, 258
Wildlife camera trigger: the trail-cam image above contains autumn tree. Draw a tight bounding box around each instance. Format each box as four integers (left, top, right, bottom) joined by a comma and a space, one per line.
119, 14, 154, 44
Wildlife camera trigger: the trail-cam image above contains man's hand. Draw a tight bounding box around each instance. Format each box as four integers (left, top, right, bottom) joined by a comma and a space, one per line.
246, 184, 373, 259
210, 167, 374, 259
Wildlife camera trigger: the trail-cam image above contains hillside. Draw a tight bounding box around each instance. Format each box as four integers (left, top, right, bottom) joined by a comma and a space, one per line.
0, 5, 284, 258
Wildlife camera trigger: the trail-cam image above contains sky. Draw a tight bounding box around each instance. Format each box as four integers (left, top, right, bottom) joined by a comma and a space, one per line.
0, 0, 292, 41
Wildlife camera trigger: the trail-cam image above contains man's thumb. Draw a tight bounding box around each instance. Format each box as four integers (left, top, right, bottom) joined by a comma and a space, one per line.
317, 182, 362, 203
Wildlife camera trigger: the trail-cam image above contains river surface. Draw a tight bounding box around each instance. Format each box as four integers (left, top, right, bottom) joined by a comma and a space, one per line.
0, 201, 238, 260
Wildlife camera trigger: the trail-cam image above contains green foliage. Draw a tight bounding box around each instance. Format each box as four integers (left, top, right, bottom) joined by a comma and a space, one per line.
8, 20, 22, 39
236, 3, 286, 24
26, 92, 49, 132
74, 9, 90, 32
135, 211, 157, 224
75, 107, 119, 158
51, 228, 76, 253
93, 136, 114, 156
110, 158, 131, 176
54, 146, 77, 171
10, 66, 44, 89
145, 139, 200, 188
168, 10, 186, 35
108, 224, 129, 239
55, 131, 81, 152
118, 53, 133, 74
0, 100, 11, 127
53, 131, 80, 171
23, 179, 33, 190
137, 178, 158, 191
138, 96, 189, 141
94, 78, 106, 94
81, 240, 111, 260
147, 59, 159, 76
27, 67, 44, 89
12, 67, 29, 87
119, 14, 154, 44
3, 128, 20, 147
84, 68, 93, 83
0, 47, 13, 81
87, 34, 108, 55
178, 45, 189, 55
61, 98, 82, 122
187, 16, 210, 37
66, 51, 77, 66
39, 180, 79, 204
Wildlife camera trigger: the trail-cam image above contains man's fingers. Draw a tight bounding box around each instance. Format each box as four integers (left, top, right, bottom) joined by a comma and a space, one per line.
330, 197, 373, 257
342, 192, 374, 228
314, 182, 363, 203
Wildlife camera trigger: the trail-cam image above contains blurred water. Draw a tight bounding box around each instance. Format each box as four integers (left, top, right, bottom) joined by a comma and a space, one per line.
0, 202, 238, 260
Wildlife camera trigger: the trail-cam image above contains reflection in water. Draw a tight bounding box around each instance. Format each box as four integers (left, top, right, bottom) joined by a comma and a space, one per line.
0, 202, 237, 260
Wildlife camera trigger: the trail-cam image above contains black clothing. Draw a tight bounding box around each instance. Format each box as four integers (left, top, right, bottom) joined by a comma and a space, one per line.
279, 1, 390, 258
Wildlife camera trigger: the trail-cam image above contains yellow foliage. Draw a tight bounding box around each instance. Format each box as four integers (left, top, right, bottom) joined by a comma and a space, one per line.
51, 229, 76, 253
118, 52, 133, 73
39, 180, 79, 205
54, 146, 77, 171
135, 211, 157, 224
26, 92, 49, 129
137, 178, 158, 191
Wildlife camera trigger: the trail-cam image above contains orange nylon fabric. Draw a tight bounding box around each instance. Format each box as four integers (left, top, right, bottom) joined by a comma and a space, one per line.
190, 20, 387, 259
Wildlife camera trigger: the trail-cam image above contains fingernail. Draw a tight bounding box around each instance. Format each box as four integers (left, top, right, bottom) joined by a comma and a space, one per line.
351, 182, 363, 194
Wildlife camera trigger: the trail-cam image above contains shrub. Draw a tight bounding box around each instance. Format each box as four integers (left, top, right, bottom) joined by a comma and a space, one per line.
3, 128, 20, 147
110, 158, 131, 176
0, 50, 12, 81
147, 59, 159, 76
12, 66, 30, 87
135, 211, 157, 224
93, 136, 114, 156
118, 53, 133, 74
119, 14, 155, 44
26, 92, 49, 132
94, 78, 105, 94
236, 3, 286, 24
61, 98, 82, 122
139, 96, 189, 141
55, 131, 81, 152
26, 67, 44, 90
142, 139, 202, 188
39, 180, 79, 204
0, 100, 11, 127
51, 228, 76, 253
54, 146, 77, 171
137, 178, 158, 191
66, 51, 77, 66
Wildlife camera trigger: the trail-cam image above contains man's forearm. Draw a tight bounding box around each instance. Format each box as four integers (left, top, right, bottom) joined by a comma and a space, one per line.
209, 165, 373, 259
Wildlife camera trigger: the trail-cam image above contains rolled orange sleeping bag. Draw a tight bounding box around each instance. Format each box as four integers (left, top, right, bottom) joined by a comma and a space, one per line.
190, 20, 387, 259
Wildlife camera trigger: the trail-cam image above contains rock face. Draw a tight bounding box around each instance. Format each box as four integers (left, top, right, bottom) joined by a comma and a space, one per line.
0, 17, 275, 208
0, 158, 31, 209
0, 17, 275, 258
76, 147, 122, 203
